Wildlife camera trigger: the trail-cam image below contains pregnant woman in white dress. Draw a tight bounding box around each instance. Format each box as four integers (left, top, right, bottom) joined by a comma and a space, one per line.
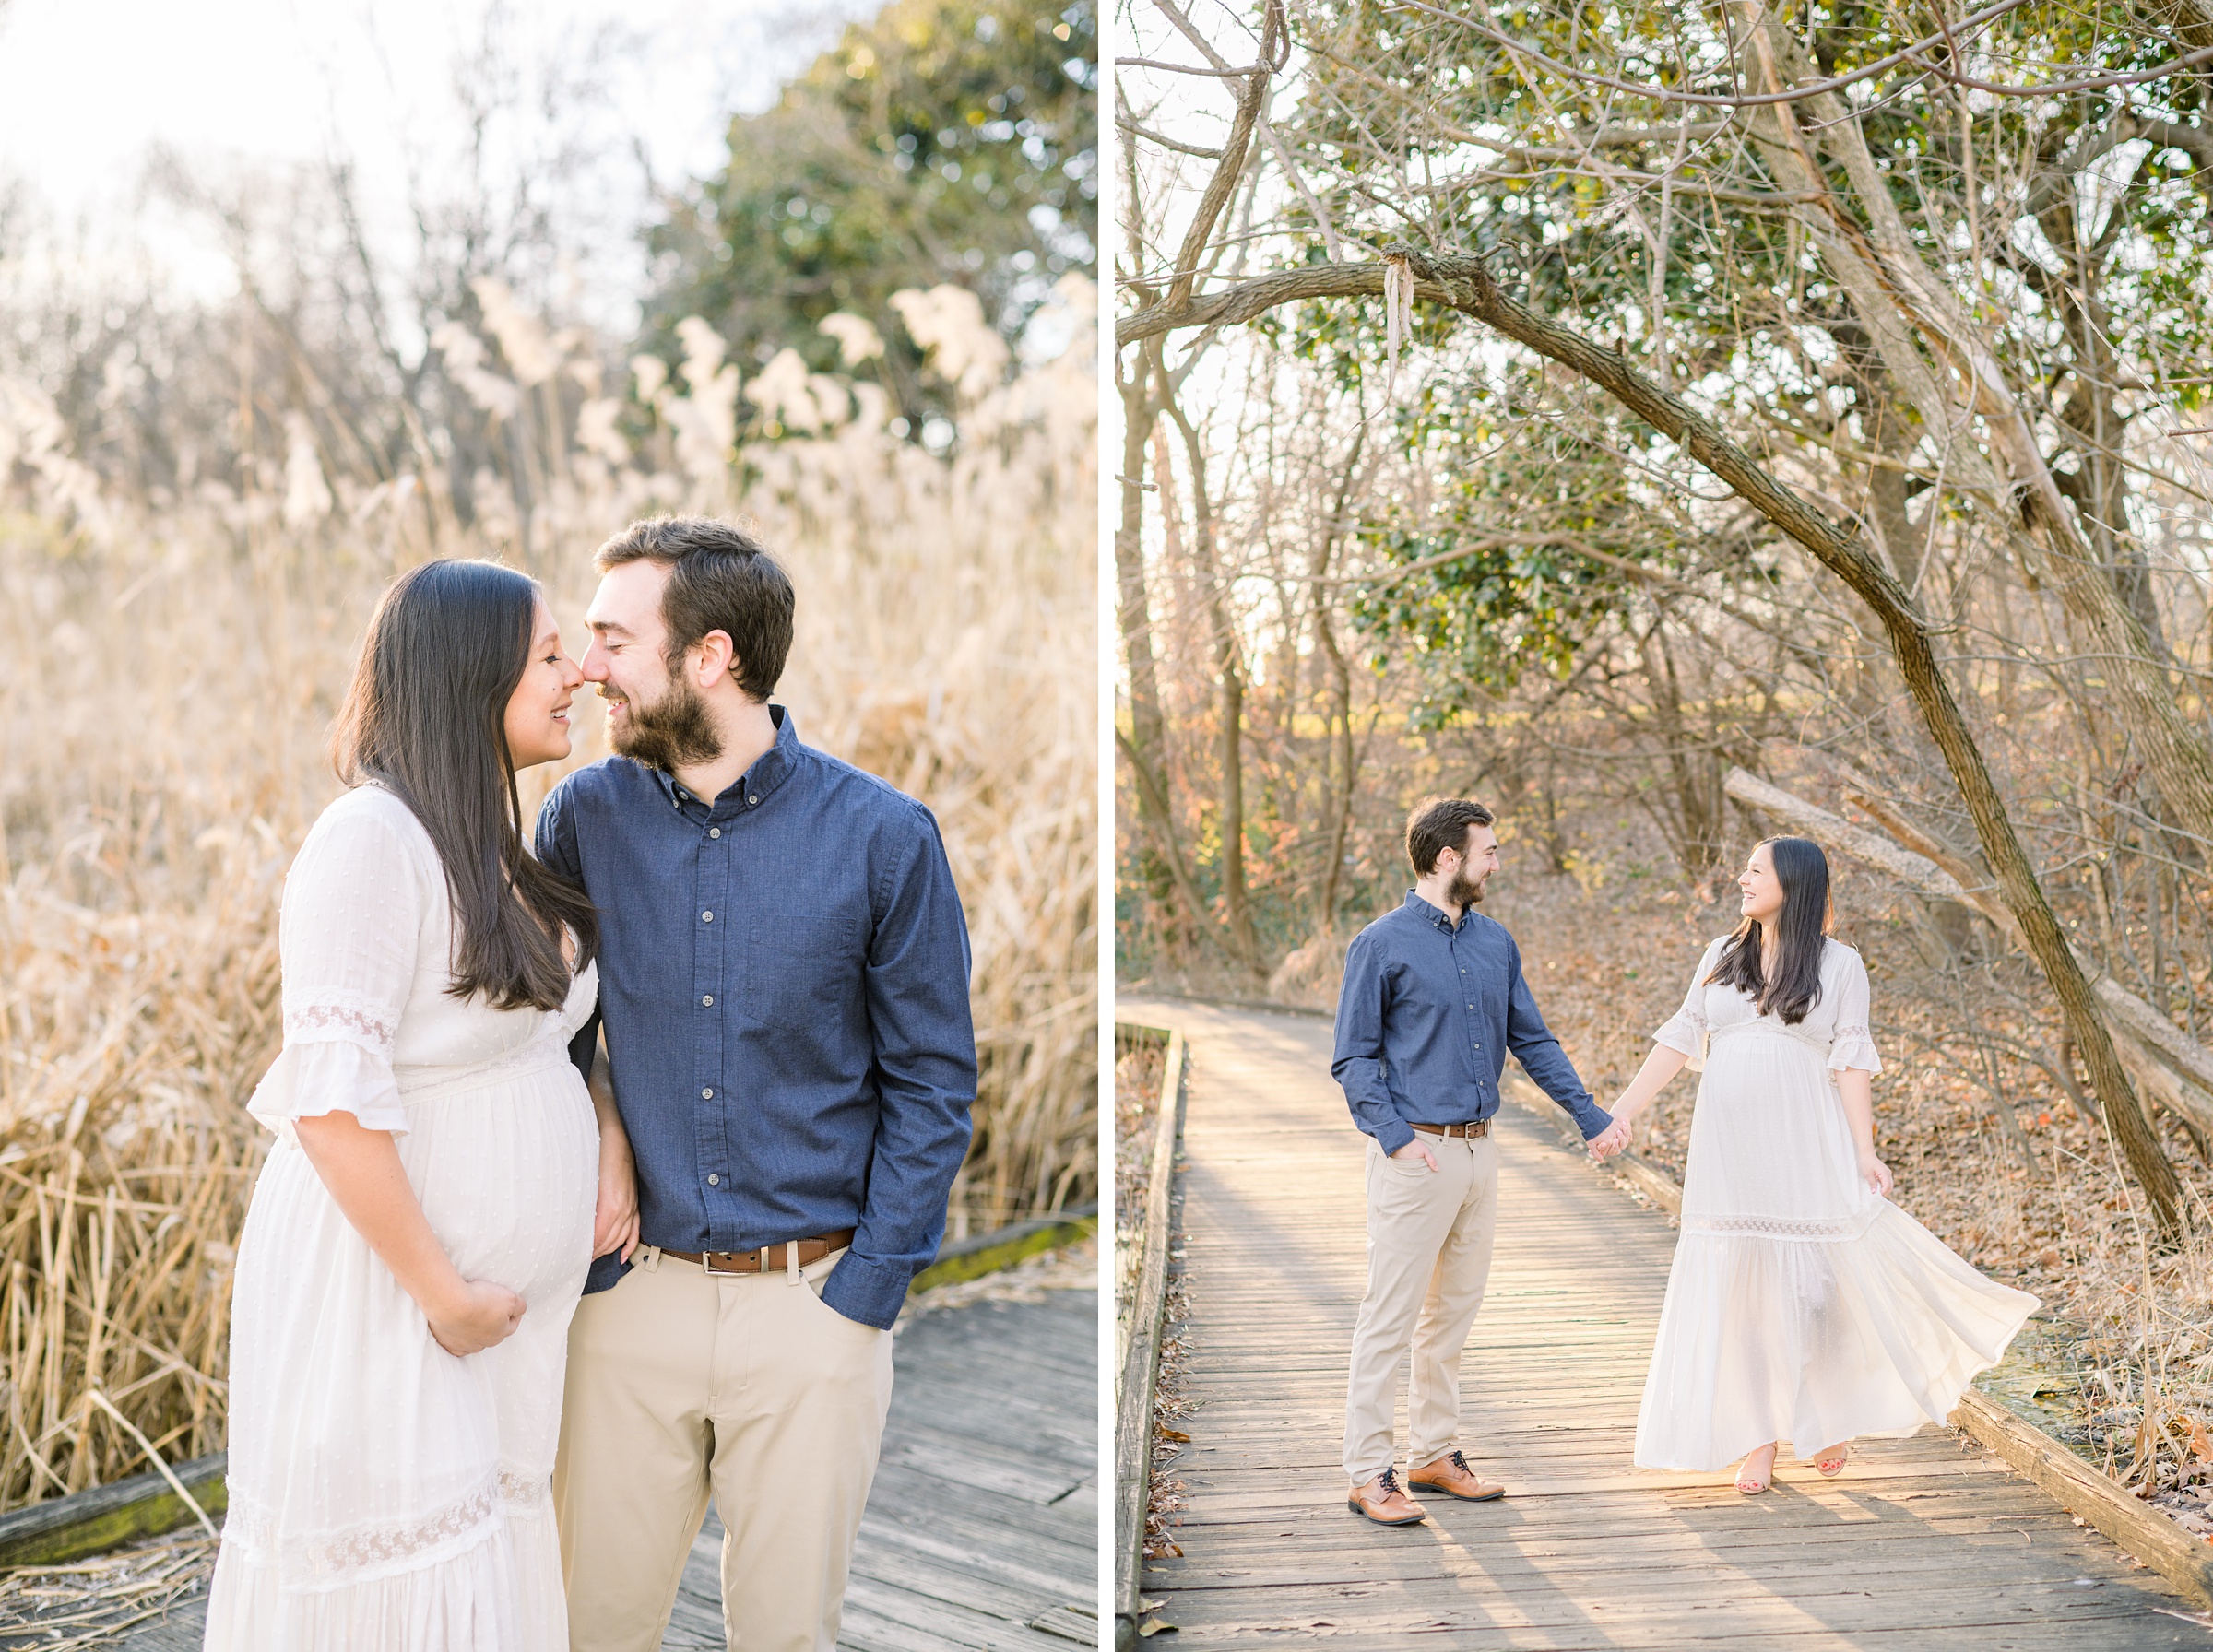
206, 560, 636, 1648
1604, 836, 2037, 1493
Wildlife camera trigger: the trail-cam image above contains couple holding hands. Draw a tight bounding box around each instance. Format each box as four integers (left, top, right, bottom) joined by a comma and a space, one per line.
203, 516, 976, 1650
1333, 796, 2036, 1522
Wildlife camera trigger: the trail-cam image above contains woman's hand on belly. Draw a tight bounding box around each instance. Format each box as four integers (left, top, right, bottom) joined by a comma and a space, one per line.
424, 1277, 528, 1356
424, 1282, 528, 1353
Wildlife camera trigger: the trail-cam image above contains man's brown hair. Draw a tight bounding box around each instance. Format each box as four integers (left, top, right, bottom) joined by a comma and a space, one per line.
593, 515, 795, 702
1405, 796, 1496, 877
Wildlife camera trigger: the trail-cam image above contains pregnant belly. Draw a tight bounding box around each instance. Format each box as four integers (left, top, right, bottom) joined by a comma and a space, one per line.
398, 1066, 598, 1304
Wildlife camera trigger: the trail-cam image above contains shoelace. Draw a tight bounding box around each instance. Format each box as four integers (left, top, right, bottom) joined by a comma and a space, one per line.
1446, 1450, 1472, 1476
1377, 1468, 1403, 1497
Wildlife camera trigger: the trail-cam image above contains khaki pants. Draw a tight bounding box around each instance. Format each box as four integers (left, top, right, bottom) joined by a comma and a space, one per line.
555, 1246, 894, 1652
1343, 1130, 1500, 1486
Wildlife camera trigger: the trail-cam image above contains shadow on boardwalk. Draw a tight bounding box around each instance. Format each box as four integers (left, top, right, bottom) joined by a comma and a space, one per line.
1123, 994, 2213, 1652
8, 1281, 1096, 1652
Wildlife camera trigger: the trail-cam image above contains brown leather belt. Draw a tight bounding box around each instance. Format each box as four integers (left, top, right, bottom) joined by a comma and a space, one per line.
660, 1230, 856, 1274
1412, 1120, 1489, 1139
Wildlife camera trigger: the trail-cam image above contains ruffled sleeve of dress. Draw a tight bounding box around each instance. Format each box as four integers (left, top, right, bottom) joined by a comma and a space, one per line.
1826, 944, 1883, 1074
1652, 938, 1726, 1072
247, 790, 427, 1138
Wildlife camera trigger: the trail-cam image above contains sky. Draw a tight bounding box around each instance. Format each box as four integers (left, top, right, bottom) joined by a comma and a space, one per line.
0, 0, 879, 328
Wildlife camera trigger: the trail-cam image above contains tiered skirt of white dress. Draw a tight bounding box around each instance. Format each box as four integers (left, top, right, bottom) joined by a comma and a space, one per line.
1631, 936, 2039, 1470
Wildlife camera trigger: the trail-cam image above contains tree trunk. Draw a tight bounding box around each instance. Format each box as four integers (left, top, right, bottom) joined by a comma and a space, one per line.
1163, 390, 1261, 974
1113, 351, 1214, 952
1309, 425, 1366, 935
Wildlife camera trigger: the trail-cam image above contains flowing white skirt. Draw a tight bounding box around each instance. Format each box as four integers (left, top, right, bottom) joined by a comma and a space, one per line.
205, 1039, 598, 1650
1633, 1022, 2037, 1470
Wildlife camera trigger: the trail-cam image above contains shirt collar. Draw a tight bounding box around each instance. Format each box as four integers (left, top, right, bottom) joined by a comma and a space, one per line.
1402, 888, 1468, 933
648, 703, 800, 813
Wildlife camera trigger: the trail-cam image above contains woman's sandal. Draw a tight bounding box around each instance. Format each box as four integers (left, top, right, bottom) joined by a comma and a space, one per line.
1735, 1445, 1776, 1495
1815, 1444, 1849, 1478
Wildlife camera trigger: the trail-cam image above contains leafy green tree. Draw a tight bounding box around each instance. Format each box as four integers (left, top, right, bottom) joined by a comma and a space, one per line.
641, 0, 1095, 425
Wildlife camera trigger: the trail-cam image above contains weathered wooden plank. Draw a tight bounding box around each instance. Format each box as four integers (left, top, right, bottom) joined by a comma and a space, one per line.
1115, 1023, 1186, 1627
1144, 1575, 2207, 1634
908, 1210, 1097, 1293
0, 1454, 228, 1569
877, 1421, 1091, 1504
1957, 1387, 2213, 1610
1144, 1613, 2206, 1652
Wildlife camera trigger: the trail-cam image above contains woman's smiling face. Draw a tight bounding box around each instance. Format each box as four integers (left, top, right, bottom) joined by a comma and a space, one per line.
1738, 841, 1784, 926
503, 599, 585, 769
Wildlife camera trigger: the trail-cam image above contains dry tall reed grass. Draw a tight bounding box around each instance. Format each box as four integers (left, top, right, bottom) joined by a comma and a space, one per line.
0, 278, 1096, 1510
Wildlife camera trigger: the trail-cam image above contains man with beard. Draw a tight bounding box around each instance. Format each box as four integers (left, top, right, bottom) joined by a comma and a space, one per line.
536, 515, 976, 1650
1331, 796, 1628, 1525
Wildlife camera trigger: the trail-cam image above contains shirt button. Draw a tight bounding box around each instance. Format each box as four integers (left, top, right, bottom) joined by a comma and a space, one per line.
709, 828, 721, 839
702, 995, 714, 1007
702, 910, 714, 922
748, 794, 759, 805
707, 1174, 719, 1186
702, 1088, 714, 1099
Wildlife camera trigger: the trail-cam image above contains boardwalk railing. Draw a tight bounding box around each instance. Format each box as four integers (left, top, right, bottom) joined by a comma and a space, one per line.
1112, 1020, 1185, 1648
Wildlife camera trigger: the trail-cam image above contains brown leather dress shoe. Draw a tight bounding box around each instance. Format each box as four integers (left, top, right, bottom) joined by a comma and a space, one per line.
1345, 1468, 1426, 1525
1408, 1449, 1506, 1502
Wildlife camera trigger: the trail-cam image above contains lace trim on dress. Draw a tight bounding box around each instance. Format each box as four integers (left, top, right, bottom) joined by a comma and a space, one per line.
499, 1468, 551, 1513
222, 1477, 503, 1580
1828, 1022, 1882, 1073
1651, 1001, 1710, 1070
395, 1028, 573, 1106
1681, 1209, 1878, 1244
1709, 1019, 1857, 1082
283, 993, 398, 1055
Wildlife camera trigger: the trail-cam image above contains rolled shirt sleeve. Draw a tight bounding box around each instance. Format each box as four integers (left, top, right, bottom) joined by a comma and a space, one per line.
1332, 933, 1415, 1156
821, 804, 979, 1329
1504, 938, 1612, 1140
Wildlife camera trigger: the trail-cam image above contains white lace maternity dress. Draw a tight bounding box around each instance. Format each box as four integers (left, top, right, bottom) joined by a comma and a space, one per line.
1632, 935, 2038, 1470
205, 785, 599, 1649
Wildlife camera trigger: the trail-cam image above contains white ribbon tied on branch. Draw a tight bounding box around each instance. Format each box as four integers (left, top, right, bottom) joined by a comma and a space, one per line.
1381, 252, 1414, 402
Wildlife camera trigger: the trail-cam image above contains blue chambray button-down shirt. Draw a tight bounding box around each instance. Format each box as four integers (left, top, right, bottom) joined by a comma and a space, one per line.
1331, 891, 1611, 1155
536, 707, 976, 1329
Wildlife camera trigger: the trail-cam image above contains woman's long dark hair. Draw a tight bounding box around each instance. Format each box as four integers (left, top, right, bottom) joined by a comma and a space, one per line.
331, 560, 597, 1012
1706, 836, 1833, 1024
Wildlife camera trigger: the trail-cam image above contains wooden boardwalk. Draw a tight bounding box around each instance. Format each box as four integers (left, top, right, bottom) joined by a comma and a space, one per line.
1122, 994, 2213, 1650
28, 1283, 1096, 1652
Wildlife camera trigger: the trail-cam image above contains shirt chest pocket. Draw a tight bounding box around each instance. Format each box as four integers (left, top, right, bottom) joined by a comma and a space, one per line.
744, 905, 869, 1012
